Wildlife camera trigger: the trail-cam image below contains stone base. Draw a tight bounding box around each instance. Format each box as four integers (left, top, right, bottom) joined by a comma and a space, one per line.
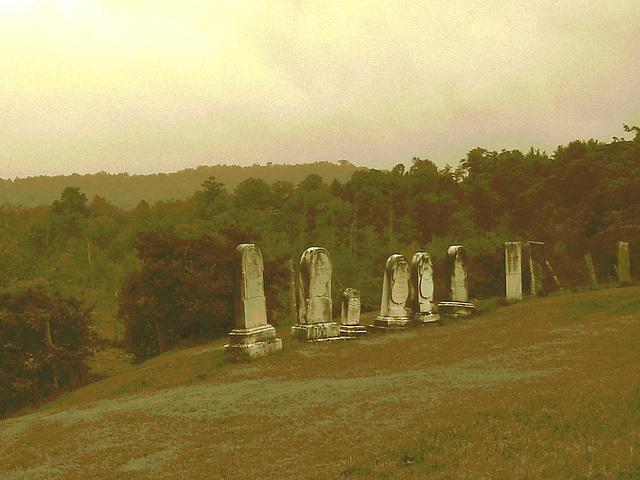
291, 322, 341, 342
224, 337, 282, 360
340, 324, 368, 337
437, 302, 476, 318
412, 313, 440, 325
227, 324, 277, 345
368, 315, 411, 332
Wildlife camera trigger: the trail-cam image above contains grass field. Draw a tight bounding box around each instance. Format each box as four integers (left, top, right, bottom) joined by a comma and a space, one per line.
1, 286, 640, 479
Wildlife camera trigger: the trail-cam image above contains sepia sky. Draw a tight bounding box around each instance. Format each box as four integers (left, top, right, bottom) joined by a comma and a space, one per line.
1, 0, 639, 179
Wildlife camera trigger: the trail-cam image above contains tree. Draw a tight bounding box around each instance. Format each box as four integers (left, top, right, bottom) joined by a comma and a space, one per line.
118, 231, 235, 361
0, 285, 94, 417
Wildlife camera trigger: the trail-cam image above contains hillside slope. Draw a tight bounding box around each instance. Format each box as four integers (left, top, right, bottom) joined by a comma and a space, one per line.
2, 287, 640, 479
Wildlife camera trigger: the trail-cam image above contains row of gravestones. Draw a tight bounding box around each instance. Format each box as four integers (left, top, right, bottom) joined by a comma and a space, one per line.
505, 240, 631, 300
225, 241, 632, 360
224, 244, 476, 360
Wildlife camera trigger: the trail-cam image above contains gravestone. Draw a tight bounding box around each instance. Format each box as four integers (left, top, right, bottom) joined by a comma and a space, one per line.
437, 245, 476, 317
410, 252, 438, 324
505, 242, 523, 301
617, 242, 631, 283
585, 253, 598, 288
340, 288, 367, 337
291, 247, 341, 341
224, 244, 282, 359
527, 241, 560, 296
370, 254, 412, 331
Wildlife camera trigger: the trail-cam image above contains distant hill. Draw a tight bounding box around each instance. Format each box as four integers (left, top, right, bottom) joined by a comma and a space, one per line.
0, 161, 364, 209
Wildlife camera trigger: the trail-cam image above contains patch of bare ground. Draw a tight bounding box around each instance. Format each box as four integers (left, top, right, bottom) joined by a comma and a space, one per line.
2, 287, 640, 479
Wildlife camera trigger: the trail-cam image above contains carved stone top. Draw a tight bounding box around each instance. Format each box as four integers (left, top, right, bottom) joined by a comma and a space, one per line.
298, 247, 333, 324
445, 245, 469, 303
235, 244, 267, 330
411, 252, 434, 314
379, 254, 410, 318
341, 288, 361, 326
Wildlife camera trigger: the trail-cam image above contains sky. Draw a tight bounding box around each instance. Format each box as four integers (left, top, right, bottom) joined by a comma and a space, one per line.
1, 0, 639, 179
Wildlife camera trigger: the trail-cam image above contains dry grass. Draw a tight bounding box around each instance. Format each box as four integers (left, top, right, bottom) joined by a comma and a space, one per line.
2, 287, 640, 479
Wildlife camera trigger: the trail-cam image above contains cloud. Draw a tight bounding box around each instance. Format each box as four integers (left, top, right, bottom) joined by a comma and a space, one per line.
0, 0, 639, 177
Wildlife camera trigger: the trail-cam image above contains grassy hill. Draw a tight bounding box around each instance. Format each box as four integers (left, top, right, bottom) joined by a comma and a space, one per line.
2, 287, 640, 479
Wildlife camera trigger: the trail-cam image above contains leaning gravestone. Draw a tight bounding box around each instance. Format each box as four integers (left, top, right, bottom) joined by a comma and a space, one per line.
527, 241, 560, 296
340, 288, 367, 337
505, 242, 523, 301
437, 245, 475, 317
617, 242, 631, 284
224, 244, 282, 359
370, 254, 412, 331
410, 252, 438, 324
291, 247, 341, 341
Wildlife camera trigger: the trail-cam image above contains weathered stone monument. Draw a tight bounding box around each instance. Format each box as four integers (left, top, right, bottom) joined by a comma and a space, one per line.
437, 245, 475, 317
505, 242, 523, 301
340, 288, 367, 337
410, 252, 438, 324
526, 241, 560, 296
224, 244, 282, 359
370, 254, 412, 330
291, 247, 341, 341
585, 253, 598, 288
617, 241, 631, 283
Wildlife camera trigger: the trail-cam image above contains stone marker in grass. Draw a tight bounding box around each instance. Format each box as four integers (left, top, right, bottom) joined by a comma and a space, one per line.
291, 247, 341, 341
225, 244, 282, 359
437, 245, 476, 318
410, 252, 438, 324
527, 241, 560, 296
617, 242, 631, 284
505, 242, 523, 301
370, 254, 412, 331
340, 288, 367, 337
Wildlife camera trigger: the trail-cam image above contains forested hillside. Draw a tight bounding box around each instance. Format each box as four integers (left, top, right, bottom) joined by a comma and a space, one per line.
0, 126, 638, 415
0, 161, 362, 209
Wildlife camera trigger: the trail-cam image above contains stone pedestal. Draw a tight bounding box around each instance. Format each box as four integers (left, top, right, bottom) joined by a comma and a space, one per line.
412, 313, 440, 325
225, 324, 282, 359
291, 322, 341, 341
340, 324, 368, 337
369, 314, 411, 332
437, 301, 476, 318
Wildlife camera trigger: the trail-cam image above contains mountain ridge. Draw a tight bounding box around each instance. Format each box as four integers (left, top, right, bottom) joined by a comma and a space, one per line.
0, 161, 364, 209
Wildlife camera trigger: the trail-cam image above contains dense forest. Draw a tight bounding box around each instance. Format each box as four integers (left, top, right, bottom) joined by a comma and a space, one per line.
1, 126, 639, 416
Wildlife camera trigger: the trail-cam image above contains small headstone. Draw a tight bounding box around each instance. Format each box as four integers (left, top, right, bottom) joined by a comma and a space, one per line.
370, 254, 412, 331
291, 247, 341, 341
340, 288, 367, 337
617, 242, 631, 284
585, 253, 598, 288
410, 252, 438, 324
225, 244, 282, 359
437, 245, 475, 318
505, 242, 523, 301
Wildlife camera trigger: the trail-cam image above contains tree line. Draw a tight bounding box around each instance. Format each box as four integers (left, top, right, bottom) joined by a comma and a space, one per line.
0, 126, 638, 415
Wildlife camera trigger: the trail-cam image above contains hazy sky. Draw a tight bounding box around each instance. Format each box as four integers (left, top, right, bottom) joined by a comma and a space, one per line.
1, 0, 639, 179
